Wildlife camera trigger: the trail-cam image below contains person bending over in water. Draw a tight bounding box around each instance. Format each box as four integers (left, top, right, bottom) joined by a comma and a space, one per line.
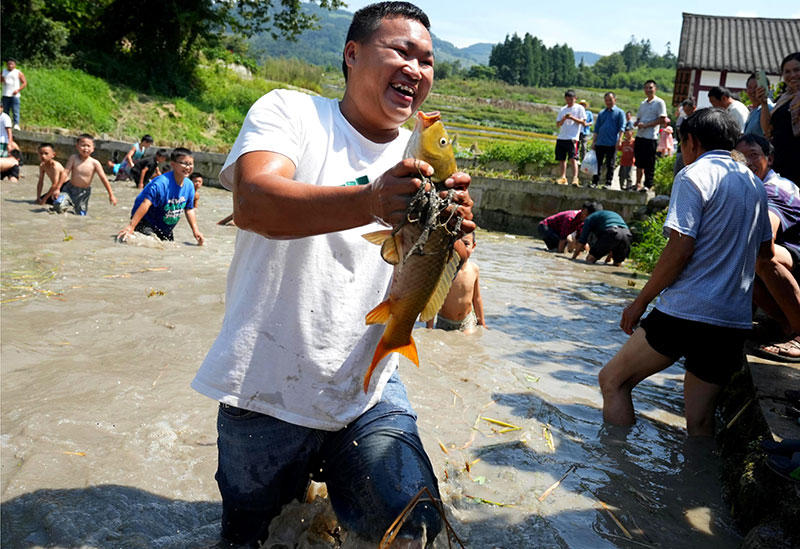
35, 143, 64, 204
598, 108, 773, 436
116, 147, 204, 245
427, 231, 486, 333
41, 133, 117, 215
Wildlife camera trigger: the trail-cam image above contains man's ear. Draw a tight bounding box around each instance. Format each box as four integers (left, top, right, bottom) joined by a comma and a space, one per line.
343, 41, 358, 73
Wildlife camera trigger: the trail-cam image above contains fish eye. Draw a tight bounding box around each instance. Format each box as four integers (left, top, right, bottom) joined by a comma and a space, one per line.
439, 137, 448, 147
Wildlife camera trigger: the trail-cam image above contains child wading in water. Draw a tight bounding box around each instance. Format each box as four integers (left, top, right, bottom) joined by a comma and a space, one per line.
41, 134, 117, 215
427, 232, 486, 333
35, 143, 64, 204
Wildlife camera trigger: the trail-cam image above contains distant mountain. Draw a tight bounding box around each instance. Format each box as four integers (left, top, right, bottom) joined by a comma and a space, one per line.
248, 3, 488, 68
247, 3, 602, 69
574, 51, 602, 67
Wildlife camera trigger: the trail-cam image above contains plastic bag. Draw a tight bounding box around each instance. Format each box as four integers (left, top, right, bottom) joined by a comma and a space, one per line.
580, 150, 598, 175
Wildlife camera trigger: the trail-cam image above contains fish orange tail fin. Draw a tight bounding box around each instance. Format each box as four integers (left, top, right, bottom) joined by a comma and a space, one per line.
362, 336, 419, 393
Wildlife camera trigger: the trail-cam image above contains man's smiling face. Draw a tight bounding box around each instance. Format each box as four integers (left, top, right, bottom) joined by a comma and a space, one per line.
343, 16, 434, 136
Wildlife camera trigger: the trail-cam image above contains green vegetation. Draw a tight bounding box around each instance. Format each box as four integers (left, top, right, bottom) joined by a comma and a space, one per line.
24, 66, 288, 151
653, 155, 677, 195
629, 210, 668, 273
478, 141, 554, 173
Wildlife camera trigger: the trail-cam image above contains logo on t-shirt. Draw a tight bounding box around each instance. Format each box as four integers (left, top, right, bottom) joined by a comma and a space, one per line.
162, 197, 187, 225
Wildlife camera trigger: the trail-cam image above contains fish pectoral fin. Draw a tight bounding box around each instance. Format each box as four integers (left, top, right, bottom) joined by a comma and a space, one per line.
365, 300, 391, 325
361, 230, 402, 265
419, 249, 461, 322
362, 230, 393, 246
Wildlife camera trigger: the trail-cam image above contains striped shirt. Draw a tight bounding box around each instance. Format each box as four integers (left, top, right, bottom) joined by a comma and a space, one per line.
656, 150, 772, 328
763, 169, 800, 255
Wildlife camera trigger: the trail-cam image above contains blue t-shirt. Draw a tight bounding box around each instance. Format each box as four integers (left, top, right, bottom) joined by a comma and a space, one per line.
594, 106, 626, 146
132, 172, 195, 236
582, 110, 594, 136
657, 151, 772, 328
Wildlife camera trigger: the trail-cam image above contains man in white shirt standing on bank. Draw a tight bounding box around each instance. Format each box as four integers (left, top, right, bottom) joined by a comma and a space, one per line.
555, 89, 586, 186
2, 59, 26, 131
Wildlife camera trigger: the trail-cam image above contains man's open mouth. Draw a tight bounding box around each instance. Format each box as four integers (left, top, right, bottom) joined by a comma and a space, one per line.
391, 82, 415, 97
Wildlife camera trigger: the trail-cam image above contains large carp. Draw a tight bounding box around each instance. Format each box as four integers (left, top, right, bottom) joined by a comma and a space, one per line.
361, 111, 462, 392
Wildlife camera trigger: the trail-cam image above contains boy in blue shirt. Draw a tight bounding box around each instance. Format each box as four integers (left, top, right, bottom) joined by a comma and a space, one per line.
116, 147, 204, 245
598, 108, 773, 436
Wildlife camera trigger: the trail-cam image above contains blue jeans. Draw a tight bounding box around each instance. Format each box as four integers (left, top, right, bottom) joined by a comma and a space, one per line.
215, 373, 442, 546
2, 95, 20, 126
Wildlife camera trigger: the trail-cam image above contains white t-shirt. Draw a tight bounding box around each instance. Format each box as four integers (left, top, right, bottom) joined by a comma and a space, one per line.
192, 89, 408, 430
0, 112, 10, 144
726, 100, 750, 134
2, 69, 21, 98
556, 104, 586, 140
636, 96, 668, 140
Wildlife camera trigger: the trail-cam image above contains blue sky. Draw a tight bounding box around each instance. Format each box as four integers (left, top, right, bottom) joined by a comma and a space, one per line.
342, 1, 800, 56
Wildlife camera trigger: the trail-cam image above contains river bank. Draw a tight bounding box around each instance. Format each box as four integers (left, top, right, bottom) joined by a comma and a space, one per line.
0, 165, 749, 547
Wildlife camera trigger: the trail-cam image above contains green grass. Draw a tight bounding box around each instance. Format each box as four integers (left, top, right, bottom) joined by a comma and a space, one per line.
629, 210, 668, 273
24, 65, 287, 151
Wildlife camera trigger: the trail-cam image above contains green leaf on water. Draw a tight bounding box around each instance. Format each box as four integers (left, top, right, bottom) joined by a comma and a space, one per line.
525, 374, 540, 383
62, 229, 73, 242
473, 476, 486, 485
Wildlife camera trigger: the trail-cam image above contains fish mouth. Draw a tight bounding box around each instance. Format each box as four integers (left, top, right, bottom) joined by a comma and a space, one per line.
391, 82, 417, 98
417, 111, 441, 128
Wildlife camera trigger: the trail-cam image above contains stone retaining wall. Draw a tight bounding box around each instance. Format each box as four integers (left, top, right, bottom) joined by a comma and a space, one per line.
13, 130, 228, 189
14, 131, 649, 233
470, 176, 648, 235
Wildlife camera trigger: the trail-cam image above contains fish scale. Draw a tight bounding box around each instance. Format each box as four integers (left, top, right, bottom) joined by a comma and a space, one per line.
361, 111, 462, 392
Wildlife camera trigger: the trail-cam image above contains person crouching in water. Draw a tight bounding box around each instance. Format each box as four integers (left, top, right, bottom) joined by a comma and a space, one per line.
598, 108, 773, 436
116, 147, 204, 245
427, 231, 486, 333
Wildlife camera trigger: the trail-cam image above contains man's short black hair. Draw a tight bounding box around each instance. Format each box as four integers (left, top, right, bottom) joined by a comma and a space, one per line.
644, 79, 657, 88
626, 110, 632, 115
141, 134, 154, 143
736, 133, 774, 158
77, 133, 94, 142
189, 172, 204, 180
38, 142, 55, 151
6, 58, 16, 63
708, 86, 732, 100
155, 148, 168, 159
583, 200, 602, 214
681, 98, 695, 108
679, 108, 740, 152
170, 147, 192, 162
342, 1, 430, 81
604, 91, 616, 99
564, 89, 576, 98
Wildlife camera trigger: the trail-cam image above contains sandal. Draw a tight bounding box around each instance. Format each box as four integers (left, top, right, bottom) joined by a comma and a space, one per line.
752, 336, 800, 363
766, 452, 800, 483
761, 438, 800, 456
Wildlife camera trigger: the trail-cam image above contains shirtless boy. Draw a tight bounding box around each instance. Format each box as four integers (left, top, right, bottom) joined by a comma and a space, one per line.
189, 172, 203, 207
428, 232, 486, 333
42, 134, 117, 215
35, 143, 64, 204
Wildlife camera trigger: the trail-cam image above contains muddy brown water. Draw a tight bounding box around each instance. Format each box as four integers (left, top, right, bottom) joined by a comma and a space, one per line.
1, 165, 739, 548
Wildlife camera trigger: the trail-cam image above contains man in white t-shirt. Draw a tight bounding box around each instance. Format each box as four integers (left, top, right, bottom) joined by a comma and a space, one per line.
634, 79, 668, 191
599, 108, 773, 437
2, 59, 27, 130
192, 2, 474, 546
707, 85, 749, 134
554, 89, 586, 185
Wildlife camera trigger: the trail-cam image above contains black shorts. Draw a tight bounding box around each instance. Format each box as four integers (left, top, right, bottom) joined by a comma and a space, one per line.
783, 244, 800, 278
1, 164, 19, 179
633, 137, 657, 172
135, 219, 174, 241
555, 139, 578, 161
640, 308, 748, 385
589, 226, 632, 263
